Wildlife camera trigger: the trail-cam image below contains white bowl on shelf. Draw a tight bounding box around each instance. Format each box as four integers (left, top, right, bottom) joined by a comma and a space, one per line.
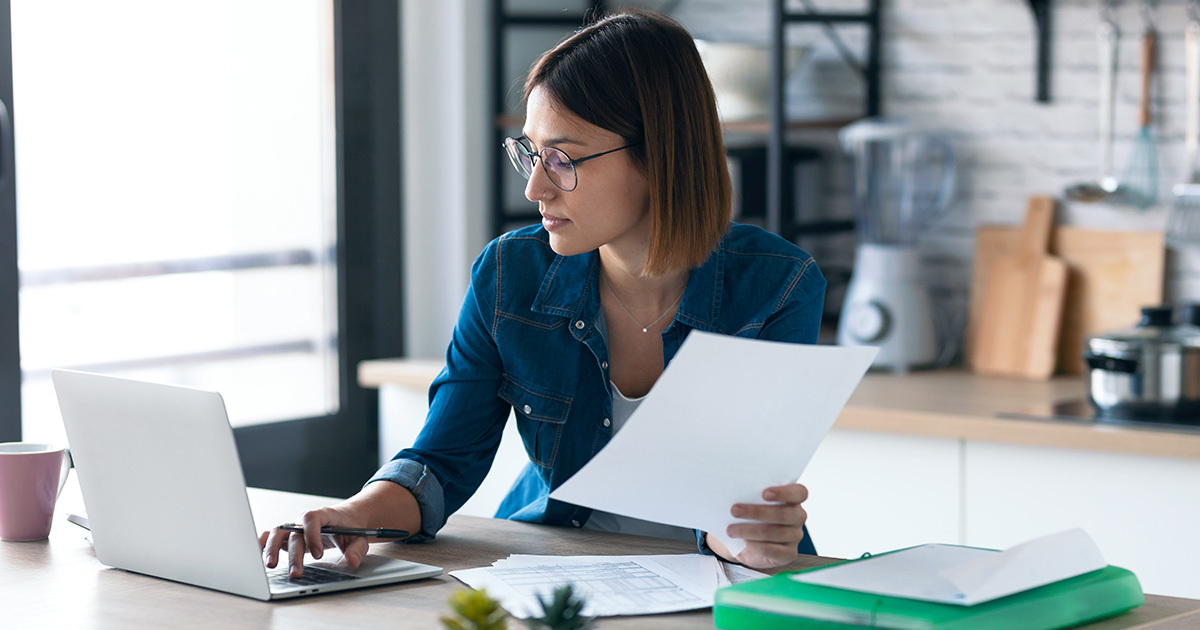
694, 39, 811, 122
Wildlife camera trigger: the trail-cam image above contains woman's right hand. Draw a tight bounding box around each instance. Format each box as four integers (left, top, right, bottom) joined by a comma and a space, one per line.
260, 504, 371, 579
258, 481, 422, 579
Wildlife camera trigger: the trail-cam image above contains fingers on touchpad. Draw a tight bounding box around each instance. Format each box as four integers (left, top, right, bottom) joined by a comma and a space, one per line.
310, 554, 407, 578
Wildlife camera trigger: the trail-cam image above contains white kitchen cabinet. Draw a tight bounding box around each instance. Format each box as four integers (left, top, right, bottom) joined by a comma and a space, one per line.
801, 430, 962, 559
963, 441, 1200, 599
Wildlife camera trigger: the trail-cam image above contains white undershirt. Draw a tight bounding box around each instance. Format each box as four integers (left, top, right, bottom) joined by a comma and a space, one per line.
581, 310, 696, 542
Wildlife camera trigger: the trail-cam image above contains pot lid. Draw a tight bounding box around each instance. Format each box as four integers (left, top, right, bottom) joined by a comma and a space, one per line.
1087, 306, 1200, 353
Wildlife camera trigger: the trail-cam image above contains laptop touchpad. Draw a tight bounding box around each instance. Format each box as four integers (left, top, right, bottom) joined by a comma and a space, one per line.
310, 553, 418, 578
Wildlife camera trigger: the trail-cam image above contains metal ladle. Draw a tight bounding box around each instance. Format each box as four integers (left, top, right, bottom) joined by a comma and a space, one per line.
1067, 1, 1121, 202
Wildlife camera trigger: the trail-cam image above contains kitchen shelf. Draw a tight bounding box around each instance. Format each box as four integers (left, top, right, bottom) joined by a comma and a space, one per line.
490, 1, 609, 239
489, 0, 883, 247
765, 0, 882, 237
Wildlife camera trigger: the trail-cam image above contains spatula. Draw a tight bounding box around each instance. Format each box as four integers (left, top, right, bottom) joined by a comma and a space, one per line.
972, 196, 1068, 380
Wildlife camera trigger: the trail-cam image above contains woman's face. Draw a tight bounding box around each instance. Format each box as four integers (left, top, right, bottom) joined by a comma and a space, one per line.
523, 86, 651, 261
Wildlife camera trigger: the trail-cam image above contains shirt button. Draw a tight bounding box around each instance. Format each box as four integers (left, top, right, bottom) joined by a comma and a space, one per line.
571, 520, 581, 527
575, 320, 585, 329
523, 404, 532, 414
601, 360, 609, 370
603, 417, 611, 427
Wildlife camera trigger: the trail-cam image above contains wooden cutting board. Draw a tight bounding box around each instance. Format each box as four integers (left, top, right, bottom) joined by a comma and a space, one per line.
970, 196, 1068, 379
966, 215, 1165, 376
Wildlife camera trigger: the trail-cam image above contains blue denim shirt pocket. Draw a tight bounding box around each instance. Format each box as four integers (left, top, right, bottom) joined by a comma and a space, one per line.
497, 375, 573, 469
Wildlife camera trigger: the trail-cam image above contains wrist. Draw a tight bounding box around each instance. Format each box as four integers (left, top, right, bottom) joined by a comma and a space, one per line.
348, 480, 422, 534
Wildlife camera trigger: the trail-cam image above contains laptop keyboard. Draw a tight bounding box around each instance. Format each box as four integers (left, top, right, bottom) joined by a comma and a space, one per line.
269, 564, 361, 588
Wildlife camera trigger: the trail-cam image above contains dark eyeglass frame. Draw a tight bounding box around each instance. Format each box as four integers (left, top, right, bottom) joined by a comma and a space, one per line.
503, 135, 642, 192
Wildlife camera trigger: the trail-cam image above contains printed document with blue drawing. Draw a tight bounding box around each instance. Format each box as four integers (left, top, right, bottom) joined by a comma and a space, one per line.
451, 553, 753, 618
549, 331, 878, 556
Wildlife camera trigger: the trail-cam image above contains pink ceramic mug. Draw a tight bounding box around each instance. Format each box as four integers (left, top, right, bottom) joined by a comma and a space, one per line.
0, 443, 72, 541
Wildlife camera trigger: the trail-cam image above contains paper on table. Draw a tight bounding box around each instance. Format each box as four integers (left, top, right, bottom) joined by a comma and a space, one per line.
723, 562, 770, 585
498, 553, 726, 593
450, 554, 723, 618
549, 331, 877, 555
791, 528, 1108, 606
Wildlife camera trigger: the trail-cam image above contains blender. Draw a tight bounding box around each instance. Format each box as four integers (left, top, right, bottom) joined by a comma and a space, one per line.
836, 119, 956, 372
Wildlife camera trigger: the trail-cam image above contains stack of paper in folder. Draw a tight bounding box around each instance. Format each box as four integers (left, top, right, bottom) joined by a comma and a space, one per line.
714, 529, 1144, 630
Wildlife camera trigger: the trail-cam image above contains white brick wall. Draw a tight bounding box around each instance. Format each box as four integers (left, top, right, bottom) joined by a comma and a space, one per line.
663, 0, 1198, 356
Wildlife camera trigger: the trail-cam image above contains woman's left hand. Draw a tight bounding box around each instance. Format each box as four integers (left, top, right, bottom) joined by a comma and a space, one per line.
707, 483, 809, 569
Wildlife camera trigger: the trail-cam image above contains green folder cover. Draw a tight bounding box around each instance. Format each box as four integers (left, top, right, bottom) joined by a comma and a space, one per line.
714, 554, 1144, 630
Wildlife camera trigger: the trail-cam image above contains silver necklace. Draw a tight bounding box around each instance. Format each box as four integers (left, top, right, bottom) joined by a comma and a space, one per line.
600, 275, 684, 333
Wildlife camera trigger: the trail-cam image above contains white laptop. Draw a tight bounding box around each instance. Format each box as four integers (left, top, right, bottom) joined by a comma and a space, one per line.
51, 369, 442, 601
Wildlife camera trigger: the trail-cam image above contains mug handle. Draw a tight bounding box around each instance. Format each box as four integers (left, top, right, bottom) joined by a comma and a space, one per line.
57, 448, 73, 499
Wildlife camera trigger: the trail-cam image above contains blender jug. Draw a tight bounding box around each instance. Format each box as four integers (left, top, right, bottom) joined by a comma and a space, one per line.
836, 119, 956, 372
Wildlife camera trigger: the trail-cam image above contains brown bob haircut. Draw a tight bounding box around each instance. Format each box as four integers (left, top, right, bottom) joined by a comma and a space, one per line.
523, 9, 731, 276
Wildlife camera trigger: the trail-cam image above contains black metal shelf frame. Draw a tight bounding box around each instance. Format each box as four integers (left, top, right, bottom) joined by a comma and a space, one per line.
489, 0, 883, 243
767, 0, 882, 241
490, 1, 608, 239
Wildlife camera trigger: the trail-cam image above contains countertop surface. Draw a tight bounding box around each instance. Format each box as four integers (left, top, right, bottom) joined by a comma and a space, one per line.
358, 359, 1200, 461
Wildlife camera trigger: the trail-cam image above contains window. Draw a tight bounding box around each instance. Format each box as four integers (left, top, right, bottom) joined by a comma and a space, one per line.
13, 1, 339, 445
0, 0, 403, 496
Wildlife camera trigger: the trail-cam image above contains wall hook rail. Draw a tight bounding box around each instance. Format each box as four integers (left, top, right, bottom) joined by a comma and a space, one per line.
1027, 0, 1053, 103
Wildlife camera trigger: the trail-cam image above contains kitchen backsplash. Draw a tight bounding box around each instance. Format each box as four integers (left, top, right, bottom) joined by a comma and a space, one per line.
655, 0, 1198, 353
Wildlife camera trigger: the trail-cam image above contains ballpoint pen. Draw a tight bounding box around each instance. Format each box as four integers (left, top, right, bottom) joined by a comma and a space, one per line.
278, 523, 409, 539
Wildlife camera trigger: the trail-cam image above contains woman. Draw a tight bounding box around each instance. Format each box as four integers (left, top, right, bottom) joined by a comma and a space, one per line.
262, 8, 825, 578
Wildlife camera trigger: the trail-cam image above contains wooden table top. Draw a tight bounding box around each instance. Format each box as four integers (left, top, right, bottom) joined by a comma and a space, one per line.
5, 488, 1199, 629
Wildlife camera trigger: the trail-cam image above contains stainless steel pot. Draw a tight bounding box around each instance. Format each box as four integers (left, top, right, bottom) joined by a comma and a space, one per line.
1083, 306, 1200, 421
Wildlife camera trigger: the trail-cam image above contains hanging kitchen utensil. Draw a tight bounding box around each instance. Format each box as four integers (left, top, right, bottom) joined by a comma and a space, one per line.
1121, 0, 1159, 209
1066, 1, 1120, 202
1166, 1, 1200, 245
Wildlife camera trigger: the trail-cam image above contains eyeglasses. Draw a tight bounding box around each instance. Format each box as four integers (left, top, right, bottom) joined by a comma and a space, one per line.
503, 136, 642, 192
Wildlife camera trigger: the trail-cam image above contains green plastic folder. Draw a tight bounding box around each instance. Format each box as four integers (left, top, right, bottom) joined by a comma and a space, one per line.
714, 557, 1144, 630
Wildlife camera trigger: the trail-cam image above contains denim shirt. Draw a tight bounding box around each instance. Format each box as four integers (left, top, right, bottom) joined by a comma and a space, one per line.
368, 222, 826, 554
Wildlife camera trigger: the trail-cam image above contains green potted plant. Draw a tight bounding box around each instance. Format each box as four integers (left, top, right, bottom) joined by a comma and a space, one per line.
440, 588, 509, 630
525, 585, 595, 630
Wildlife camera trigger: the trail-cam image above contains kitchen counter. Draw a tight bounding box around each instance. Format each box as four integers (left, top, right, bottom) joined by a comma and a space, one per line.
357, 360, 1200, 461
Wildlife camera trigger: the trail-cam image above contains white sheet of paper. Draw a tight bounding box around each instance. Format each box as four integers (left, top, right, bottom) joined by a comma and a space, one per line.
790, 528, 1108, 606
549, 331, 877, 555
449, 554, 721, 618
497, 553, 724, 593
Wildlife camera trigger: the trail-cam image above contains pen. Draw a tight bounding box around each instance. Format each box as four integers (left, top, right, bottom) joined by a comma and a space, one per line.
278, 523, 410, 539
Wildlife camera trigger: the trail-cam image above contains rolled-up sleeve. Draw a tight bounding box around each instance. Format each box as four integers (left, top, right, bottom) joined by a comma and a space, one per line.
367, 239, 512, 540
365, 460, 445, 543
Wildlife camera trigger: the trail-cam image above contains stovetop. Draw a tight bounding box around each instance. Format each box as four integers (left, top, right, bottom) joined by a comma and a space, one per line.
998, 399, 1200, 434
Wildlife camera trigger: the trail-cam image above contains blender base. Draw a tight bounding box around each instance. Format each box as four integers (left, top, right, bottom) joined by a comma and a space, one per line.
837, 244, 939, 372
